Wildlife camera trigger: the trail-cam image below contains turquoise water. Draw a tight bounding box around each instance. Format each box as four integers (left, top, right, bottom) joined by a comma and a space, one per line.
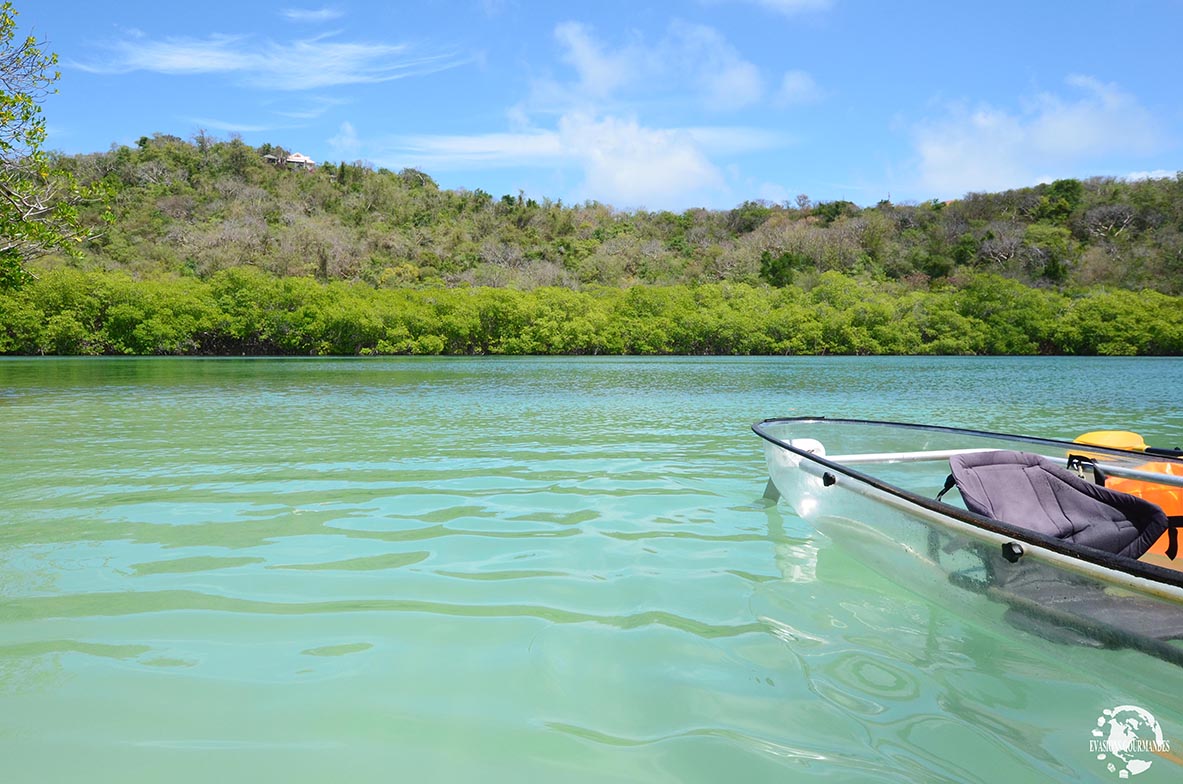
1, 356, 1181, 782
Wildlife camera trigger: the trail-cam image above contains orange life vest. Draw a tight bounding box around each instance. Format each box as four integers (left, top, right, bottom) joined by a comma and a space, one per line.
1075, 431, 1183, 555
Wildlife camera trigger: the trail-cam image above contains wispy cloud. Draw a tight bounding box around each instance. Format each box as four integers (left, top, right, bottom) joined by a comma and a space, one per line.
776, 69, 823, 105
1126, 169, 1176, 181
185, 117, 274, 133
754, 0, 834, 13
911, 76, 1166, 197
328, 121, 362, 159
552, 22, 639, 100
77, 32, 467, 89
476, 0, 512, 15
705, 0, 834, 17
672, 22, 764, 111
280, 7, 344, 23
365, 122, 780, 167
379, 130, 565, 166
269, 95, 351, 120
683, 125, 784, 150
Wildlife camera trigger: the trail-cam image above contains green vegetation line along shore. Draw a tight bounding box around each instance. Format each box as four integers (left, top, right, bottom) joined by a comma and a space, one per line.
4, 266, 1180, 356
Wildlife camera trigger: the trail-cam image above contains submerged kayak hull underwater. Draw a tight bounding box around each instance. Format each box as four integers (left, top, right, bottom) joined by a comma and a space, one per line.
752, 417, 1183, 666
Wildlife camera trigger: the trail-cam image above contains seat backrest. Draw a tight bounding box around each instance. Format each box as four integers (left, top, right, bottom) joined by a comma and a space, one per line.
950, 450, 1168, 559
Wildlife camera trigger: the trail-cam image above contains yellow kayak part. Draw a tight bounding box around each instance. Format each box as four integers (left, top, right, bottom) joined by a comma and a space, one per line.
1074, 430, 1148, 452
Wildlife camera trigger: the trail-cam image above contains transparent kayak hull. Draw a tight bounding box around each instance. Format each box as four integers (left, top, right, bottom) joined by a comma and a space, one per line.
752, 417, 1183, 665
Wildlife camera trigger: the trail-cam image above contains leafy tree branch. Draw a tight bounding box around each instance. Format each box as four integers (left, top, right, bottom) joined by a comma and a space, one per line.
0, 1, 105, 289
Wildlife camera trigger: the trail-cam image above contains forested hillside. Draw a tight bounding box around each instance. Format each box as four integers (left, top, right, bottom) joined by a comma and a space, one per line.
3, 132, 1182, 355
44, 134, 1183, 291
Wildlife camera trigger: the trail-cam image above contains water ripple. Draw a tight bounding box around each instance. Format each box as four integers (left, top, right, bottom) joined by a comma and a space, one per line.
1, 590, 769, 639
4, 357, 1183, 782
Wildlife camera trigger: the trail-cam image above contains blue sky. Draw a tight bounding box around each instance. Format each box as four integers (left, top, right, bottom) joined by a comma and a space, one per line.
22, 0, 1183, 211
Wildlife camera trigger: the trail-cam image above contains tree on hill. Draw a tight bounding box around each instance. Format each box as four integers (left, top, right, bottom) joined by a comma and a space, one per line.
0, 1, 101, 289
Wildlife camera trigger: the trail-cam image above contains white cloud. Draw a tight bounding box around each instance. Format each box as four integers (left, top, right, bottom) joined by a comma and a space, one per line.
271, 95, 350, 120
682, 126, 785, 153
557, 113, 725, 208
704, 60, 763, 109
337, 114, 781, 209
535, 21, 766, 113
1126, 169, 1176, 181
913, 106, 1028, 194
328, 121, 362, 158
280, 7, 344, 23
757, 182, 792, 203
78, 32, 466, 89
378, 121, 778, 169
777, 69, 822, 105
185, 117, 273, 133
669, 22, 763, 111
553, 22, 638, 99
383, 129, 565, 166
1023, 75, 1159, 158
477, 0, 511, 14
911, 76, 1166, 197
707, 0, 834, 16
89, 33, 254, 75
757, 0, 833, 12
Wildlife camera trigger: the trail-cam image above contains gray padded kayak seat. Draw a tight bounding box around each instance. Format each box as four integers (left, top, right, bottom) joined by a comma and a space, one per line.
949, 450, 1169, 559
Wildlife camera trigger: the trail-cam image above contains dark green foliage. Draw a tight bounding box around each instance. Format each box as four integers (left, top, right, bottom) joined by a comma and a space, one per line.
759, 250, 812, 287
726, 200, 773, 234
1034, 178, 1084, 224
813, 200, 859, 224
951, 233, 978, 265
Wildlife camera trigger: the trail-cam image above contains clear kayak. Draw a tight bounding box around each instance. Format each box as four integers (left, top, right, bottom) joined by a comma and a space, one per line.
752, 417, 1183, 666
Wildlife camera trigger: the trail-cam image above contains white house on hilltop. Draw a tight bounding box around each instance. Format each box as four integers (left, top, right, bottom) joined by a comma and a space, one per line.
262, 151, 316, 171
285, 152, 315, 170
